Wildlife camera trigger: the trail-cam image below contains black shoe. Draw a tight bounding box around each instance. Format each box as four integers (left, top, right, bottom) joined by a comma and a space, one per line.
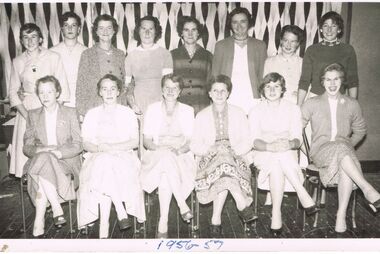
369, 199, 380, 213
305, 205, 320, 216
239, 206, 258, 223
156, 231, 168, 239
270, 227, 282, 238
118, 218, 133, 231
209, 224, 222, 238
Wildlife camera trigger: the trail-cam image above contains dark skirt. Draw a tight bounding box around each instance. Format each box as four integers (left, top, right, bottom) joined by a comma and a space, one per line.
195, 145, 252, 204
26, 152, 77, 206
313, 141, 360, 189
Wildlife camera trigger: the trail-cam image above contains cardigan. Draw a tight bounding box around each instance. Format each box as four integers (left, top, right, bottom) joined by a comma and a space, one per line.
190, 104, 251, 157
298, 42, 359, 95
76, 44, 126, 116
301, 93, 366, 159
211, 37, 267, 98
171, 44, 213, 113
144, 101, 194, 144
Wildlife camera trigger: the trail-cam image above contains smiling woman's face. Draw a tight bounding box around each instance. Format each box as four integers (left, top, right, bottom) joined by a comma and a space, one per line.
99, 79, 120, 105
323, 70, 342, 97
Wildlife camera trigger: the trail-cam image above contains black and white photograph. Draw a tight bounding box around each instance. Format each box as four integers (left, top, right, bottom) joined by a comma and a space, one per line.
0, 1, 379, 252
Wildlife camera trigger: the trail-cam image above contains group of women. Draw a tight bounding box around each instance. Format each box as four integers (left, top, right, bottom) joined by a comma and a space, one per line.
7, 7, 380, 239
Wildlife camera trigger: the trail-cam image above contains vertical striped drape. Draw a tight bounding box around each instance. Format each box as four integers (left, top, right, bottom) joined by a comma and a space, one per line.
0, 2, 342, 102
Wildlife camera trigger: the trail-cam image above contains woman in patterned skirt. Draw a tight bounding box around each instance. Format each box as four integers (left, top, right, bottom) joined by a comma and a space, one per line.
301, 63, 380, 233
190, 75, 256, 238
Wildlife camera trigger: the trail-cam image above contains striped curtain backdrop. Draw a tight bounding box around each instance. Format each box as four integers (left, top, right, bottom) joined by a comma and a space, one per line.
0, 2, 342, 101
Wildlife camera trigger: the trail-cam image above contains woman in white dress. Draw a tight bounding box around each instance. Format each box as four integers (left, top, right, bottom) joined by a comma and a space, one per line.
77, 74, 145, 239
9, 23, 69, 178
248, 72, 318, 236
141, 74, 196, 238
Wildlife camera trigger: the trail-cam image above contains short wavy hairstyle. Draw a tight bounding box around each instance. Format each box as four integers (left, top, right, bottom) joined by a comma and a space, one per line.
20, 23, 43, 46
259, 72, 286, 98
35, 75, 62, 98
92, 14, 119, 42
226, 7, 253, 32
96, 74, 123, 96
176, 16, 203, 39
319, 11, 344, 39
60, 11, 82, 28
134, 15, 162, 45
280, 25, 304, 45
320, 63, 347, 88
207, 75, 233, 94
161, 74, 184, 91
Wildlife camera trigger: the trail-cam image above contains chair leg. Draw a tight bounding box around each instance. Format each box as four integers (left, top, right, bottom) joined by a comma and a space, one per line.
20, 177, 26, 236
191, 191, 199, 232
302, 176, 309, 231
313, 182, 322, 228
253, 169, 259, 229
352, 190, 357, 229
69, 200, 75, 234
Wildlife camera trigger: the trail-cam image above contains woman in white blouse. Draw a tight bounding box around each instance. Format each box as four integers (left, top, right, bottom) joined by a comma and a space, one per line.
248, 72, 318, 237
141, 74, 196, 238
77, 74, 145, 238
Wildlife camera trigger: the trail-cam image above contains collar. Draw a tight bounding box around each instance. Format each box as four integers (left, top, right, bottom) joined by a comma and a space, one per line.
44, 103, 59, 116
136, 43, 159, 51
321, 39, 341, 46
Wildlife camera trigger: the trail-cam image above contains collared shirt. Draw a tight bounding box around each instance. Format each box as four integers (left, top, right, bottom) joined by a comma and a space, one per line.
51, 42, 87, 107
328, 97, 338, 141
45, 105, 58, 146
263, 53, 303, 104
228, 43, 255, 114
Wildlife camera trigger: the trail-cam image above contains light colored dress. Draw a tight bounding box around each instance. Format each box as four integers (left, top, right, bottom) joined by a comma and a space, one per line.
248, 99, 304, 191
77, 104, 145, 228
124, 44, 173, 113
263, 54, 303, 104
140, 101, 196, 197
9, 47, 69, 177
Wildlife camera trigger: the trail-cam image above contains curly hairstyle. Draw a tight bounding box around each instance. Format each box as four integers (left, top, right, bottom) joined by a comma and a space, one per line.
259, 72, 286, 98
20, 23, 43, 46
92, 14, 118, 42
319, 11, 344, 39
96, 74, 123, 96
133, 15, 162, 45
35, 75, 62, 98
226, 7, 253, 32
176, 16, 203, 39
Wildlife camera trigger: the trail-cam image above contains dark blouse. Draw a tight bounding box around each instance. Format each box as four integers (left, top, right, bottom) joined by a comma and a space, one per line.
171, 44, 213, 114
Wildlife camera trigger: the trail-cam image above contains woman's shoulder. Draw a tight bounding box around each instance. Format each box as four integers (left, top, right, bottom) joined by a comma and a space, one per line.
228, 104, 247, 117
116, 104, 136, 115
195, 105, 212, 119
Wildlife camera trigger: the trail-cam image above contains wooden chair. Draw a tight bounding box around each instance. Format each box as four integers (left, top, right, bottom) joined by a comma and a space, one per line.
19, 173, 75, 237
302, 131, 357, 230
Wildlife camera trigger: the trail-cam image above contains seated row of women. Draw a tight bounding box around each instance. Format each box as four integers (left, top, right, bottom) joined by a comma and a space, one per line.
23, 63, 380, 238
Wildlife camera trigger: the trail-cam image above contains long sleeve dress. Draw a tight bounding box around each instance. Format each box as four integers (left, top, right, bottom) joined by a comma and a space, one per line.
248, 99, 304, 191
9, 48, 69, 177
77, 104, 145, 228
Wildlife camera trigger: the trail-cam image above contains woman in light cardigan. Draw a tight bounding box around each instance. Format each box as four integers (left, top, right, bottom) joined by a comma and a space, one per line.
190, 75, 256, 238
301, 63, 380, 233
141, 74, 196, 238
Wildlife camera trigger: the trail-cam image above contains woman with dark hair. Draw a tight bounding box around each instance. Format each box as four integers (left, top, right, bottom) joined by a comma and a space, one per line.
9, 23, 70, 178
77, 74, 145, 239
264, 25, 304, 104
302, 63, 380, 233
23, 75, 81, 237
125, 15, 173, 114
212, 7, 267, 114
141, 74, 196, 238
76, 14, 126, 119
171, 16, 213, 114
298, 11, 359, 105
248, 72, 318, 236
190, 75, 256, 238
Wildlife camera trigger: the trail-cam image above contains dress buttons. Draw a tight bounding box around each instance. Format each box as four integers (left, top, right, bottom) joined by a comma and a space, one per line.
109, 71, 113, 73
107, 60, 110, 63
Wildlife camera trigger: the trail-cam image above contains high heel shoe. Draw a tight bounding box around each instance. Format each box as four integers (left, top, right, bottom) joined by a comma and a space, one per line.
181, 211, 193, 223
304, 205, 320, 216
118, 217, 133, 231
53, 215, 66, 228
239, 206, 258, 223
368, 199, 380, 213
270, 227, 282, 238
209, 224, 222, 238
156, 231, 168, 239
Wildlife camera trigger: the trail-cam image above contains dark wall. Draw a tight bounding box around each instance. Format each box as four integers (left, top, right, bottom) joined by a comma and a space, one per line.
351, 3, 380, 160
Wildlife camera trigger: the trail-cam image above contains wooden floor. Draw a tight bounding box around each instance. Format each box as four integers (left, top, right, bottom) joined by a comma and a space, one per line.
0, 172, 380, 239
